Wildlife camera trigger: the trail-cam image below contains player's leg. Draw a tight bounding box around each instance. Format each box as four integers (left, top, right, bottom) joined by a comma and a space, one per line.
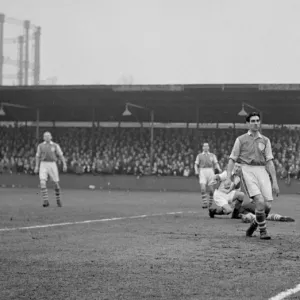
209, 190, 229, 217
239, 201, 294, 222
207, 169, 216, 208
222, 204, 233, 215
241, 166, 271, 239
231, 191, 244, 219
207, 185, 214, 208
54, 181, 62, 207
265, 201, 295, 222
264, 200, 272, 218
266, 214, 295, 222
255, 169, 274, 239
48, 163, 62, 207
209, 204, 232, 218
200, 183, 208, 209
39, 163, 49, 207
199, 170, 208, 209
246, 194, 271, 239
261, 190, 293, 221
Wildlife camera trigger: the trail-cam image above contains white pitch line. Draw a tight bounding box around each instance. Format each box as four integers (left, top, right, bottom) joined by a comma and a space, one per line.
0, 211, 198, 232
269, 283, 300, 300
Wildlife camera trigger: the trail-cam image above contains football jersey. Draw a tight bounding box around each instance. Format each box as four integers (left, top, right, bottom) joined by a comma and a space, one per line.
36, 141, 63, 162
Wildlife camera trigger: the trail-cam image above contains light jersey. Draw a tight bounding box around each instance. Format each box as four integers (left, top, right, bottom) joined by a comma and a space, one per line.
216, 171, 241, 193
229, 131, 273, 166
195, 152, 218, 169
36, 141, 63, 162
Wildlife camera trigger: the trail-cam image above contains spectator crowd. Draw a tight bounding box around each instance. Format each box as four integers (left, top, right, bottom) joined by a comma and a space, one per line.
0, 125, 299, 180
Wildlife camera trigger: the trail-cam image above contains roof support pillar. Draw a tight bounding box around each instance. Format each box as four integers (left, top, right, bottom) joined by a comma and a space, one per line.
91, 107, 96, 158
36, 108, 40, 141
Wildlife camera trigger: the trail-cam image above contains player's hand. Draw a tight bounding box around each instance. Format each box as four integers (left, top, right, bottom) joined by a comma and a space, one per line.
272, 182, 280, 197
63, 165, 67, 172
34, 167, 39, 174
210, 175, 219, 184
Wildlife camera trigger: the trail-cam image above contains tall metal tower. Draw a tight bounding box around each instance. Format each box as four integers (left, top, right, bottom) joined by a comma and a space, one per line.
0, 13, 41, 86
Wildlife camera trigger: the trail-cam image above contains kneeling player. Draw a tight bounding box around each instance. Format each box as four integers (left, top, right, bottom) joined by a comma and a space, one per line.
209, 164, 244, 218
236, 202, 295, 223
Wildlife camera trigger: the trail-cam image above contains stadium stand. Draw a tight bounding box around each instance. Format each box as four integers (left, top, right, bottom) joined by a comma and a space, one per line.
0, 125, 299, 180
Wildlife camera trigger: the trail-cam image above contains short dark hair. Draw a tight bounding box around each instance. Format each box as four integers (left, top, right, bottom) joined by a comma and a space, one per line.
246, 112, 260, 123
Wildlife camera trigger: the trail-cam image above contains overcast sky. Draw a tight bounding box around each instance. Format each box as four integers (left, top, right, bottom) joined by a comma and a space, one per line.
1, 0, 300, 85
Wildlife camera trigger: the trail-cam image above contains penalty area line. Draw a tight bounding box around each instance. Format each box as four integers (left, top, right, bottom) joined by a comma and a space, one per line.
269, 283, 300, 300
0, 211, 199, 232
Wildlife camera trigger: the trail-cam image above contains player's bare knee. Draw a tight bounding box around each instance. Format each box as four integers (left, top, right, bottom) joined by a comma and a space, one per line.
54, 182, 60, 190
223, 205, 233, 215
265, 201, 272, 210
253, 195, 265, 210
40, 180, 47, 188
236, 192, 244, 202
200, 185, 206, 194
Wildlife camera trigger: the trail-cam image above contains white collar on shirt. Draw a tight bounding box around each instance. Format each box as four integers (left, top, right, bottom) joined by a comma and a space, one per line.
247, 130, 262, 138
43, 141, 54, 145
202, 151, 211, 155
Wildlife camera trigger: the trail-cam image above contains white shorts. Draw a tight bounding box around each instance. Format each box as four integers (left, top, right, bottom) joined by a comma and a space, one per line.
39, 162, 59, 182
213, 190, 236, 207
241, 165, 273, 201
199, 168, 215, 186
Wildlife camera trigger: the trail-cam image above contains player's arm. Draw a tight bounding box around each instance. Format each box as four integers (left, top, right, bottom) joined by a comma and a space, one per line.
217, 171, 227, 181
265, 139, 279, 195
218, 171, 235, 192
194, 155, 200, 176
213, 155, 222, 173
264, 139, 276, 182
226, 182, 236, 193
35, 144, 41, 171
226, 175, 241, 193
233, 175, 241, 189
226, 138, 241, 180
56, 144, 67, 169
266, 159, 278, 190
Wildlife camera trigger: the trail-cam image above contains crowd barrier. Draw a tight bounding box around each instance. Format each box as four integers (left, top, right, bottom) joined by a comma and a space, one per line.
0, 174, 300, 194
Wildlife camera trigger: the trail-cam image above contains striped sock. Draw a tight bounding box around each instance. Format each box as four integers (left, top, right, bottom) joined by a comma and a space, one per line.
202, 192, 208, 208
55, 187, 61, 202
41, 187, 48, 202
267, 214, 282, 221
255, 210, 267, 232
208, 194, 214, 208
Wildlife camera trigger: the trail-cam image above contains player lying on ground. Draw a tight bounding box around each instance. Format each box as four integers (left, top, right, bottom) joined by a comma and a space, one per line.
208, 164, 244, 218
234, 202, 295, 223
34, 131, 67, 207
194, 142, 222, 209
